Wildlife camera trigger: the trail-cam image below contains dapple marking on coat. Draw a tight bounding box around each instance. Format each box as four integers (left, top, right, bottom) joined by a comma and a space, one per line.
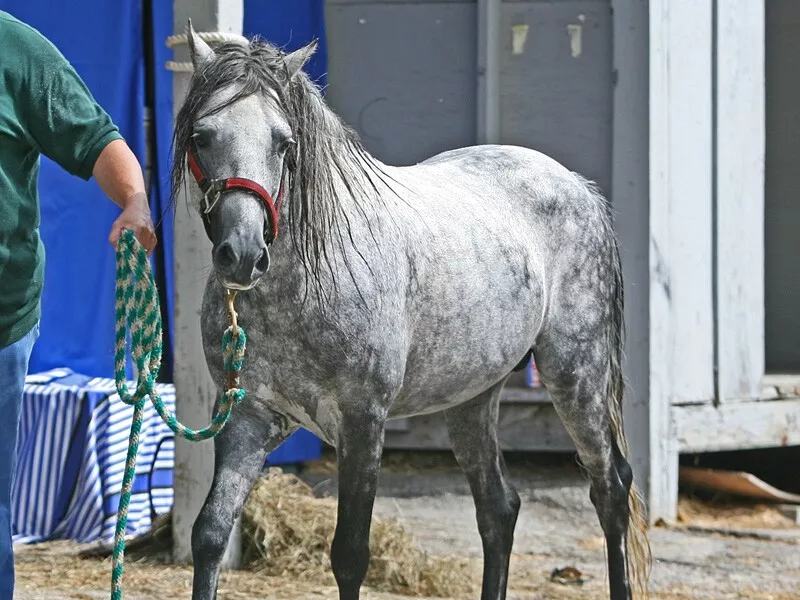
174, 22, 651, 600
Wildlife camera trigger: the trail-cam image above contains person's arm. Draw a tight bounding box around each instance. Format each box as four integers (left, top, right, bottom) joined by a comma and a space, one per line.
93, 139, 156, 253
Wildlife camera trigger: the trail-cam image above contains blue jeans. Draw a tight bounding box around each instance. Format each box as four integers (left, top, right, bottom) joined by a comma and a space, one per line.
0, 323, 38, 599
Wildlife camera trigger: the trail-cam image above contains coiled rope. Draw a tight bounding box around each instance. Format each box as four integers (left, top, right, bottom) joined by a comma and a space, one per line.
110, 229, 246, 600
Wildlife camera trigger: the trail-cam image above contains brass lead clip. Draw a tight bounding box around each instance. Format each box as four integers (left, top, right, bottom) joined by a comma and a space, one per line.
226, 289, 239, 337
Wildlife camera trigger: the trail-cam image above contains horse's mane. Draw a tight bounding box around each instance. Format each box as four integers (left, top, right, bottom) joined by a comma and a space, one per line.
171, 37, 388, 305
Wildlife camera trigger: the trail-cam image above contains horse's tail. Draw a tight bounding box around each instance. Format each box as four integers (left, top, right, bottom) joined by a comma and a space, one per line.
605, 204, 652, 598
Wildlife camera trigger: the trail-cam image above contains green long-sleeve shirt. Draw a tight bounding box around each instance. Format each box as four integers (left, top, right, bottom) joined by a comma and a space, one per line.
0, 11, 122, 346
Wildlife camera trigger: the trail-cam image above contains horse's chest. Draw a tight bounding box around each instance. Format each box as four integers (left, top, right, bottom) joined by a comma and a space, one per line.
248, 375, 340, 446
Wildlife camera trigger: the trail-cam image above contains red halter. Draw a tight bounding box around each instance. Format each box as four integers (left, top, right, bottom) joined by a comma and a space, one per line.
186, 142, 286, 244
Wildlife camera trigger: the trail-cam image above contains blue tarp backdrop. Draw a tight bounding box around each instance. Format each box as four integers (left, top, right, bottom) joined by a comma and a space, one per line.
3, 0, 327, 463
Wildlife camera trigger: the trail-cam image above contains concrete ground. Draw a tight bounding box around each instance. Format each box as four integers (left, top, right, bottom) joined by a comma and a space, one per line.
14, 450, 800, 599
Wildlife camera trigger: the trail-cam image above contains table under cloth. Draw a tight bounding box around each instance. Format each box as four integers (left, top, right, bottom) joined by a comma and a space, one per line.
12, 369, 174, 544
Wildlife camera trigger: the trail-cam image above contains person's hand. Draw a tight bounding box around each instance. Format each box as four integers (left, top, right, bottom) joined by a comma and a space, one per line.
108, 192, 157, 255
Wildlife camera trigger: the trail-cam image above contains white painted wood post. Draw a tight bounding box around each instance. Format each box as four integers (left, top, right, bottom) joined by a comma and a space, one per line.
171, 0, 244, 566
646, 0, 716, 521
614, 0, 718, 524
714, 0, 766, 402
649, 0, 715, 408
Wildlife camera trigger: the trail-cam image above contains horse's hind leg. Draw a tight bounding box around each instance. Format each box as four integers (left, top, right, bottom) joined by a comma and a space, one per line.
534, 284, 649, 598
445, 383, 520, 600
191, 405, 293, 600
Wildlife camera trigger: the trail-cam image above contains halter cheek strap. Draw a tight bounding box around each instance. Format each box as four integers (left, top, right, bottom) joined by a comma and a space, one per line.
186, 142, 286, 244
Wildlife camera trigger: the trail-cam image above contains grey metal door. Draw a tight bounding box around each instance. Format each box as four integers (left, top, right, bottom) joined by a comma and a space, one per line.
500, 0, 613, 195
325, 0, 478, 166
325, 0, 612, 195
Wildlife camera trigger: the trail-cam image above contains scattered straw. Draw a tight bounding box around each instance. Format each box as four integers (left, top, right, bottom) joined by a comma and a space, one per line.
677, 496, 796, 530
241, 469, 476, 597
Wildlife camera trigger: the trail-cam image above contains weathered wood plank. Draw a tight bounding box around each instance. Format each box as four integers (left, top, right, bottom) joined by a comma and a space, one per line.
646, 0, 714, 520
171, 0, 244, 566
675, 398, 800, 452
644, 0, 682, 522
649, 0, 715, 406
715, 0, 766, 402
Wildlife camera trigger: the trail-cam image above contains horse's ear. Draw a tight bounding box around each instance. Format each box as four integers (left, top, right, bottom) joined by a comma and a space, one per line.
187, 19, 215, 70
284, 40, 318, 80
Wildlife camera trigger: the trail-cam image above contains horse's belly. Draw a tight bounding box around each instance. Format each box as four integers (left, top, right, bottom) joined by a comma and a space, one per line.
390, 290, 543, 417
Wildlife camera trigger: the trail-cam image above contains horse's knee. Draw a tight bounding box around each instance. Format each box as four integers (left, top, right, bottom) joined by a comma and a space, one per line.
476, 484, 520, 549
496, 486, 521, 530
192, 502, 234, 561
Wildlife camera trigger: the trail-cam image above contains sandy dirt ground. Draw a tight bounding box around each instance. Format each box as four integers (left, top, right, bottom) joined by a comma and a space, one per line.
13, 451, 800, 600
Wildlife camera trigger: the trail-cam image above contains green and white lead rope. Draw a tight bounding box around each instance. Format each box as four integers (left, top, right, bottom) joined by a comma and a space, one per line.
111, 229, 247, 600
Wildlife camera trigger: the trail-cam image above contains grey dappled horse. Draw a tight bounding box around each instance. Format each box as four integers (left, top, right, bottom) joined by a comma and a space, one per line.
175, 23, 650, 600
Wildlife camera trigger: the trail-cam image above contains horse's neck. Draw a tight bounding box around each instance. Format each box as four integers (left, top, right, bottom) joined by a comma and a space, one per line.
269, 170, 393, 311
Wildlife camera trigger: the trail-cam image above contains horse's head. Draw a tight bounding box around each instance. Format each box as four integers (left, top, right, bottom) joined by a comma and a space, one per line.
176, 23, 317, 290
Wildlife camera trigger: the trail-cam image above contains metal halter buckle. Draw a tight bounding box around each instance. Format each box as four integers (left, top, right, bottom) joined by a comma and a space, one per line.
202, 182, 223, 214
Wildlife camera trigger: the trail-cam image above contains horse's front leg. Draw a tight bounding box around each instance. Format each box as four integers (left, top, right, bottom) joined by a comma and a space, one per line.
191, 403, 293, 600
330, 409, 387, 600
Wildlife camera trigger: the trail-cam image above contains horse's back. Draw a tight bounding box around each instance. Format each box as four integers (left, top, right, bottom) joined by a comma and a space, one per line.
387, 143, 605, 250
406, 143, 597, 217
418, 143, 578, 184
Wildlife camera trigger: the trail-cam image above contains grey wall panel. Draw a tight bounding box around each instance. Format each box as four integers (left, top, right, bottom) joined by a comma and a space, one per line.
325, 1, 478, 166
500, 0, 612, 196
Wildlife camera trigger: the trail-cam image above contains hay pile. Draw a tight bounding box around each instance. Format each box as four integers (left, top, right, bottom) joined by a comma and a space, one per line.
677, 495, 796, 530
241, 469, 476, 597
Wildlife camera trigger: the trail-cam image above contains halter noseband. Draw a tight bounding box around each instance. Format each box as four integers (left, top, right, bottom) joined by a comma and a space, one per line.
186, 139, 287, 244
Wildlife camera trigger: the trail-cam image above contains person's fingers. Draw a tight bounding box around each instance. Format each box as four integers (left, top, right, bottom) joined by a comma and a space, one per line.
141, 228, 158, 256
108, 221, 124, 246
135, 225, 158, 255
109, 216, 157, 256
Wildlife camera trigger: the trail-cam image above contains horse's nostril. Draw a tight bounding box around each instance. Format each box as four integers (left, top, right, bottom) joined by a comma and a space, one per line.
255, 247, 270, 273
216, 243, 237, 270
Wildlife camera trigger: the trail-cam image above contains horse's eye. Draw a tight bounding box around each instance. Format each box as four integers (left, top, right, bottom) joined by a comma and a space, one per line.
278, 137, 296, 155
192, 131, 212, 149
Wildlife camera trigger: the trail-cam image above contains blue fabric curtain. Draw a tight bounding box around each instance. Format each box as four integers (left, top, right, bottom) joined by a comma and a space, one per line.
148, 0, 176, 382
0, 1, 145, 378
244, 0, 328, 87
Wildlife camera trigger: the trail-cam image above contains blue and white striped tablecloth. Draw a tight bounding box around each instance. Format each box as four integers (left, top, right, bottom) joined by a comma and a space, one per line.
12, 369, 174, 544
